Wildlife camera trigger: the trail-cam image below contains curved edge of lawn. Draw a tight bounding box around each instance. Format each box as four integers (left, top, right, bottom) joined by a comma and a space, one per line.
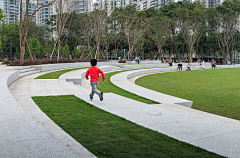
35, 67, 89, 79
36, 66, 160, 104
98, 69, 160, 104
32, 95, 223, 158
135, 68, 240, 121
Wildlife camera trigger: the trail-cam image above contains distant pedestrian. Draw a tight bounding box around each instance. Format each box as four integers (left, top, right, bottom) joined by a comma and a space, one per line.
85, 59, 105, 101
211, 60, 216, 69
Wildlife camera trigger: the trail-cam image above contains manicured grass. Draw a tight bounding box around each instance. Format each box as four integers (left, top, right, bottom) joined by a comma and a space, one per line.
35, 66, 158, 104
97, 70, 159, 104
32, 95, 222, 158
136, 68, 240, 120
35, 67, 89, 79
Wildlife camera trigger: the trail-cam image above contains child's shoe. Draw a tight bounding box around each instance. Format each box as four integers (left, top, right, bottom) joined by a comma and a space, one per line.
89, 94, 93, 100
99, 92, 103, 101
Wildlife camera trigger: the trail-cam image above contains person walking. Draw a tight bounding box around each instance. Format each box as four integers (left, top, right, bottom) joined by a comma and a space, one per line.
85, 59, 105, 101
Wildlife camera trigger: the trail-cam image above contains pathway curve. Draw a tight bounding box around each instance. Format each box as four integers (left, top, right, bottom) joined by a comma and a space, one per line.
8, 64, 240, 158
0, 65, 84, 158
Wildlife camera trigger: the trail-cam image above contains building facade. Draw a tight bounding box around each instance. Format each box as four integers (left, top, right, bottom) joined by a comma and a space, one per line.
36, 0, 55, 26
0, 0, 37, 23
0, 0, 20, 23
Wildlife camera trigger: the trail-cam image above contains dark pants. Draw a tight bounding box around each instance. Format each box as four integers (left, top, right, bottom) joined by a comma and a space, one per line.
178, 64, 182, 71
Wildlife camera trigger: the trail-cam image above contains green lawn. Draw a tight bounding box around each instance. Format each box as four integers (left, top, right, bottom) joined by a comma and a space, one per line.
32, 95, 222, 158
35, 67, 89, 79
136, 68, 240, 120
97, 70, 159, 104
35, 66, 158, 104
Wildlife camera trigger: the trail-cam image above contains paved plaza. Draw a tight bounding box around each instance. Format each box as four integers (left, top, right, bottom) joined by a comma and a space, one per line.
1, 62, 240, 157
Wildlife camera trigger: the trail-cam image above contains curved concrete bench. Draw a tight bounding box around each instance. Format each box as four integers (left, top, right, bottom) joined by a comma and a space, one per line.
65, 66, 123, 86
32, 61, 118, 72
111, 67, 193, 107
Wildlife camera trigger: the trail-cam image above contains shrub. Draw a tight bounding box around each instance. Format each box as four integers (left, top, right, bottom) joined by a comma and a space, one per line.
118, 60, 126, 63
3, 58, 106, 66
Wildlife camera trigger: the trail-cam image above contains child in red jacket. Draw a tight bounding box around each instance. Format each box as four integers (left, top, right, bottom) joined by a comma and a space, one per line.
85, 59, 105, 101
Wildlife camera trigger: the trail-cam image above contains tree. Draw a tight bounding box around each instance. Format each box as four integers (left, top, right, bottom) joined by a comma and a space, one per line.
29, 37, 41, 59
9, 0, 55, 65
102, 27, 114, 60
54, 0, 75, 61
77, 13, 93, 59
61, 44, 70, 57
176, 1, 207, 61
1, 23, 20, 59
160, 2, 182, 61
71, 47, 78, 58
0, 8, 6, 60
91, 9, 108, 59
210, 0, 240, 64
149, 14, 170, 60
112, 5, 148, 60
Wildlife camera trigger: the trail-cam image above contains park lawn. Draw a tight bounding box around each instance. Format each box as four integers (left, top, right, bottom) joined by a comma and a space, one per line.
35, 67, 89, 79
97, 70, 159, 104
35, 66, 158, 104
32, 95, 222, 158
136, 68, 240, 120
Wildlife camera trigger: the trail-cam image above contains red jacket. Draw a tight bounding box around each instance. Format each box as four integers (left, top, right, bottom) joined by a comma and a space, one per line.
85, 66, 105, 82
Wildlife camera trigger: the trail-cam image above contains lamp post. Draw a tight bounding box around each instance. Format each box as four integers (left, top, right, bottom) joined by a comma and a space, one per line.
2, 50, 3, 61
120, 45, 122, 60
234, 34, 237, 65
10, 40, 12, 61
52, 36, 54, 57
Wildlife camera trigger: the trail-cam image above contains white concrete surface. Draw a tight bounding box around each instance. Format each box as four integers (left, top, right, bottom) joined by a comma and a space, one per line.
9, 71, 96, 158
111, 67, 193, 107
0, 65, 83, 158
4, 63, 240, 158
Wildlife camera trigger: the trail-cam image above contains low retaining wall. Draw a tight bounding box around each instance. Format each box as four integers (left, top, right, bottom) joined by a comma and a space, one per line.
119, 64, 166, 70
31, 61, 118, 72
7, 71, 20, 87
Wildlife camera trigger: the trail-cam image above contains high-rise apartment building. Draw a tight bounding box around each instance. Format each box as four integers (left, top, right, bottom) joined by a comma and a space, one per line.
199, 0, 221, 8
92, 0, 130, 13
71, 0, 90, 13
36, 0, 55, 26
0, 0, 37, 23
0, 0, 19, 23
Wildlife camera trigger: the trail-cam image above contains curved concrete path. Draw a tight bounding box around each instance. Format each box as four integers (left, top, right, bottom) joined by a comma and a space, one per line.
0, 65, 86, 158
111, 67, 193, 107
4, 63, 240, 158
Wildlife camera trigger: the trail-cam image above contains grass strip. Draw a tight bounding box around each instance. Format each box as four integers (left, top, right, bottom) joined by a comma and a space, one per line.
98, 70, 159, 104
136, 68, 240, 120
32, 95, 222, 158
35, 67, 89, 79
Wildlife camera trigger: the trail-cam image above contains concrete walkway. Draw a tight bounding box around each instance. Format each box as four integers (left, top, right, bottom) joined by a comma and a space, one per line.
9, 68, 96, 158
111, 67, 194, 107
5, 64, 240, 158
0, 65, 88, 158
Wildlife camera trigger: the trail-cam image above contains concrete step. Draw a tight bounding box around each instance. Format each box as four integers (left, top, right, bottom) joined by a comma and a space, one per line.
18, 68, 36, 73
14, 66, 31, 70
19, 70, 41, 78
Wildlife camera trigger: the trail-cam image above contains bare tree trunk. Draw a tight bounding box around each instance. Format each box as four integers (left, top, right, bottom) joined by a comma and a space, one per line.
20, 37, 25, 65
158, 49, 162, 60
